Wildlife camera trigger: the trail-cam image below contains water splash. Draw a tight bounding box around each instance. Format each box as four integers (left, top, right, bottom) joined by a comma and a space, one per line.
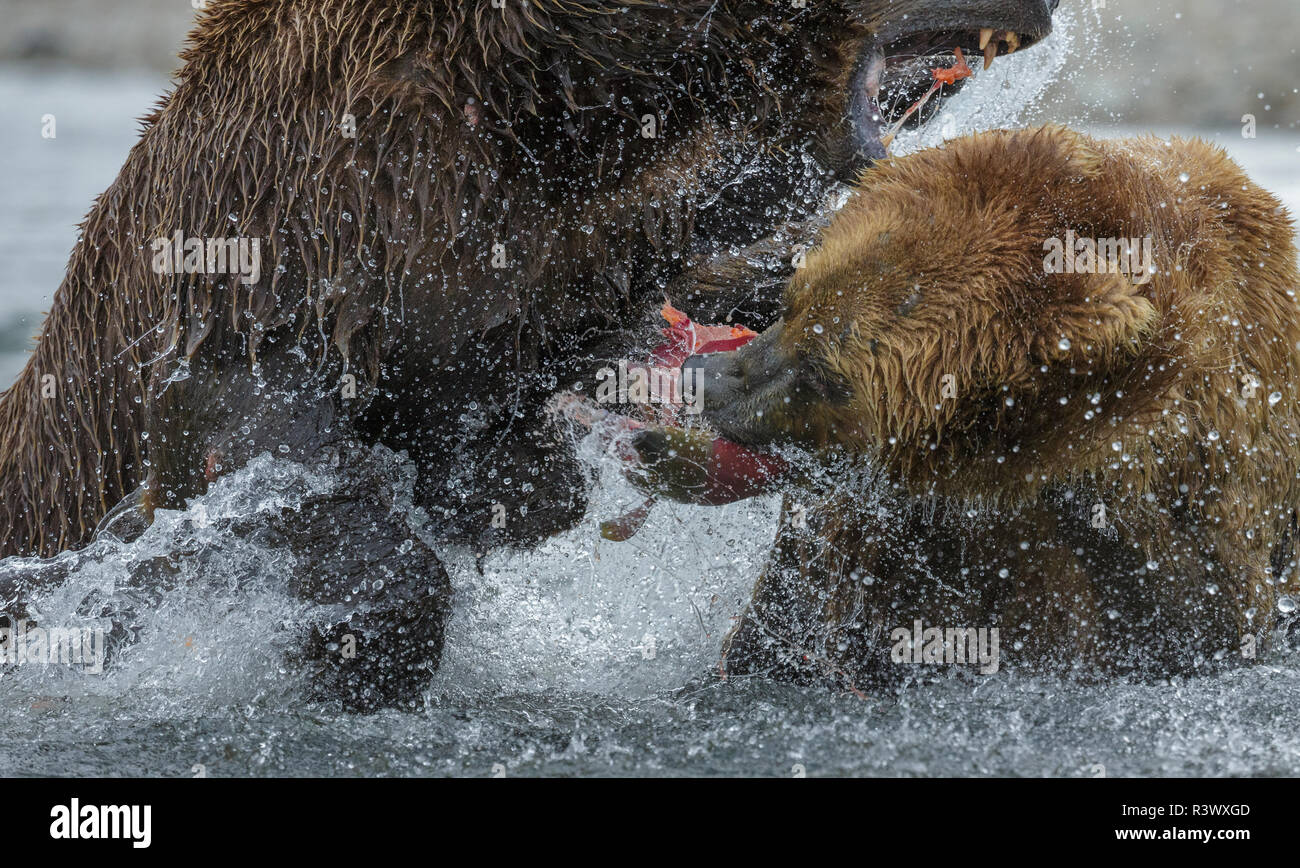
432, 428, 781, 699
0, 455, 347, 713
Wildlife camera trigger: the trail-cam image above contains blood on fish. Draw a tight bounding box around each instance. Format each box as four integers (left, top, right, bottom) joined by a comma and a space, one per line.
931, 45, 974, 87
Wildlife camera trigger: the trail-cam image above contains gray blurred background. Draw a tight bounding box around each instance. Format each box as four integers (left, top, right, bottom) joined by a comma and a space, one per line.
0, 0, 1296, 385
3, 0, 1297, 125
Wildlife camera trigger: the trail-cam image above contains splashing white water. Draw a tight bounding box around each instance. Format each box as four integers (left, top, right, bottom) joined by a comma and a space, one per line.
432, 431, 780, 699
0, 455, 346, 710
0, 435, 778, 706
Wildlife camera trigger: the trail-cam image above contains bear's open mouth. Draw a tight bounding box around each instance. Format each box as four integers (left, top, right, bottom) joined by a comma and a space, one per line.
881, 27, 1043, 124
851, 24, 1046, 161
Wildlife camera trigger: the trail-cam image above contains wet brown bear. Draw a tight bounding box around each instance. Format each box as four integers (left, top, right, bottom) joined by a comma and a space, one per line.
671, 126, 1300, 686
0, 1, 1061, 707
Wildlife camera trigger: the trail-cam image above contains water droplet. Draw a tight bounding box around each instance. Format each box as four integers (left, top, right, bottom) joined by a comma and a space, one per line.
1058, 337, 1071, 351
1269, 391, 1283, 405
1279, 595, 1297, 614
1178, 172, 1190, 183
812, 323, 824, 334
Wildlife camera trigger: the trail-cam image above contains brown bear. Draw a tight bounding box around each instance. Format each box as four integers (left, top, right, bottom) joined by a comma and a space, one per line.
657, 125, 1300, 687
0, 0, 1061, 708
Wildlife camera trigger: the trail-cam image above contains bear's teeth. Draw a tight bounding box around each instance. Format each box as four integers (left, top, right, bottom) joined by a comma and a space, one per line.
983, 40, 999, 69
982, 30, 1020, 69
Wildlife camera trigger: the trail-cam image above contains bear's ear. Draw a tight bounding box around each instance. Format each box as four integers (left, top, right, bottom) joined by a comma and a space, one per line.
1031, 271, 1159, 365
1032, 124, 1106, 179
1059, 130, 1105, 178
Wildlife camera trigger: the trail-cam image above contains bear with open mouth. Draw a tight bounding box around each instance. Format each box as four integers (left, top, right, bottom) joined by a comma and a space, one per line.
638, 125, 1300, 686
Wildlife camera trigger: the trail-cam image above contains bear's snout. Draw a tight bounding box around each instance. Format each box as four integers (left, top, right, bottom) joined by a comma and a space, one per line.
684, 323, 804, 447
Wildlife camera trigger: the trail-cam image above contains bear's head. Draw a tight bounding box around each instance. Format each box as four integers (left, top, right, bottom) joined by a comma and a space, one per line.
685, 126, 1180, 502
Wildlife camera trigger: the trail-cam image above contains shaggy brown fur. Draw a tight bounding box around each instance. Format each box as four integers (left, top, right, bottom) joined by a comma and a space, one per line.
0, 0, 1059, 706
681, 126, 1300, 682
0, 0, 916, 556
